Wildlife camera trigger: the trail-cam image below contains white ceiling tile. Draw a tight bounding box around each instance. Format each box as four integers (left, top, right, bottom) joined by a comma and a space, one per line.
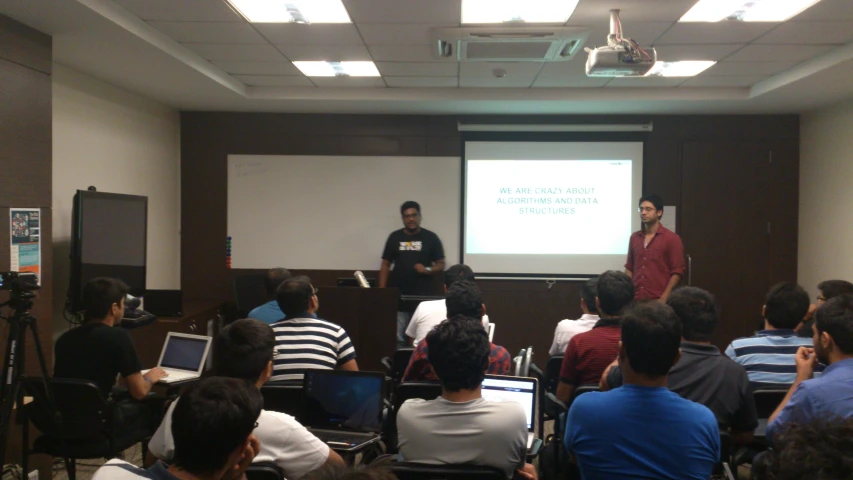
570, 0, 699, 23
724, 44, 835, 62
233, 75, 316, 87
276, 44, 373, 61
680, 75, 768, 87
114, 0, 244, 21
368, 45, 436, 62
386, 76, 458, 87
583, 22, 675, 49
653, 44, 743, 61
182, 43, 287, 61
147, 21, 267, 44
705, 61, 801, 76
310, 77, 386, 87
532, 75, 610, 87
344, 0, 461, 24
358, 23, 447, 46
253, 24, 363, 45
460, 62, 543, 77
605, 76, 688, 87
791, 0, 853, 21
460, 76, 535, 87
538, 59, 589, 75
211, 60, 303, 75
754, 21, 853, 45
375, 62, 458, 76
655, 22, 776, 45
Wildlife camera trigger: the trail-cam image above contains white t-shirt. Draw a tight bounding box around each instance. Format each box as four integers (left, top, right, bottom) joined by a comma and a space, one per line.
149, 399, 330, 479
405, 299, 490, 346
92, 459, 177, 479
548, 314, 600, 356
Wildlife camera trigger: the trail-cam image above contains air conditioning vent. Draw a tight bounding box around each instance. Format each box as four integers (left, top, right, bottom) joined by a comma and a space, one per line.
432, 26, 589, 62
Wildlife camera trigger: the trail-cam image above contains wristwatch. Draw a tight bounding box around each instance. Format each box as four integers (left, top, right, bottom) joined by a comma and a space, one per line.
424, 266, 432, 273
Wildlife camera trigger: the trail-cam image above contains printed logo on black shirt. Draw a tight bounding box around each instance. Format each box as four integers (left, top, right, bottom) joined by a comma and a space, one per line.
399, 241, 423, 251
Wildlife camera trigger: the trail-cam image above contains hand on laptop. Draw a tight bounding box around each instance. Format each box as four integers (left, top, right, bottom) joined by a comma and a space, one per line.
145, 367, 169, 383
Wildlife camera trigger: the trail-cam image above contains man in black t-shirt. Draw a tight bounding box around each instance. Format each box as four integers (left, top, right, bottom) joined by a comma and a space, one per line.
380, 201, 445, 347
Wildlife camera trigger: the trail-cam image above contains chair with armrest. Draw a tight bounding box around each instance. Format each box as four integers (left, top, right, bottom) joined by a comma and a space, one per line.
23, 377, 153, 480
388, 461, 505, 480
245, 461, 284, 480
381, 347, 415, 386
259, 381, 304, 421
385, 381, 442, 454
530, 355, 563, 437
730, 388, 788, 468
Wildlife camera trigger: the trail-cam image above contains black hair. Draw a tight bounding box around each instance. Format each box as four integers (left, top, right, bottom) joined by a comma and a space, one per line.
265, 268, 292, 296
638, 194, 663, 212
213, 319, 275, 382
814, 294, 853, 355
596, 270, 634, 316
400, 201, 421, 215
621, 301, 682, 377
818, 280, 853, 300
276, 279, 314, 316
765, 282, 810, 329
444, 264, 475, 289
81, 277, 129, 321
752, 417, 853, 480
666, 287, 719, 342
171, 376, 263, 475
426, 315, 489, 391
581, 277, 599, 314
445, 280, 482, 319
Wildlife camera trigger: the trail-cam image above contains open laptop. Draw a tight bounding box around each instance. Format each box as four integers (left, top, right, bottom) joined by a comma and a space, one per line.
141, 332, 212, 384
482, 375, 538, 448
302, 370, 385, 452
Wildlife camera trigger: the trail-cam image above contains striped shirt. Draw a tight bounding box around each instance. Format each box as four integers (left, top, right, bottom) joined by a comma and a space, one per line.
725, 329, 822, 386
270, 315, 357, 382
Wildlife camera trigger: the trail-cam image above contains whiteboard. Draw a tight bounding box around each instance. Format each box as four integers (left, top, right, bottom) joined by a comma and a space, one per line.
227, 155, 461, 270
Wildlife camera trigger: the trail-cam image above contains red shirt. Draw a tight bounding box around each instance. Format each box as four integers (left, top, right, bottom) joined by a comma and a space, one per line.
625, 225, 685, 300
402, 338, 512, 382
559, 317, 622, 385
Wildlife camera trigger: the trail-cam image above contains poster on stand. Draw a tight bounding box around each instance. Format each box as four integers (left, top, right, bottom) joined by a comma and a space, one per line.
10, 208, 41, 285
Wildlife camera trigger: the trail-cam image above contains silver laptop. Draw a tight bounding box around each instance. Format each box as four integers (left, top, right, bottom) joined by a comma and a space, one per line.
141, 332, 212, 384
482, 375, 538, 448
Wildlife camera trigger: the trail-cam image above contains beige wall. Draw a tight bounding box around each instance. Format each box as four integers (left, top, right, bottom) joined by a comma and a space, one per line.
52, 64, 180, 340
799, 98, 853, 296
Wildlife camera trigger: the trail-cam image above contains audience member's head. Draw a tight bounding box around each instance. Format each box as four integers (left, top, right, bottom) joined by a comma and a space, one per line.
426, 315, 490, 392
581, 276, 599, 315
813, 294, 853, 365
264, 267, 291, 297
82, 277, 129, 322
212, 319, 275, 385
666, 287, 719, 343
171, 376, 263, 477
764, 282, 810, 329
752, 417, 853, 480
445, 280, 484, 319
817, 279, 853, 304
276, 279, 317, 317
444, 264, 475, 290
620, 301, 682, 379
301, 464, 398, 480
595, 270, 635, 316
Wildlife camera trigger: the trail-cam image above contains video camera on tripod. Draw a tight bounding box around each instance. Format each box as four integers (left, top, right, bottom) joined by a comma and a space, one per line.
0, 271, 39, 294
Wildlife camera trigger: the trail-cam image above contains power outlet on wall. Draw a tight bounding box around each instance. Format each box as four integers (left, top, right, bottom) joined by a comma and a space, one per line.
27, 470, 37, 480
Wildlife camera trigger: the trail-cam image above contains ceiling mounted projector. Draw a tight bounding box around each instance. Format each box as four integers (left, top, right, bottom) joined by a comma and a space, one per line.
585, 10, 656, 77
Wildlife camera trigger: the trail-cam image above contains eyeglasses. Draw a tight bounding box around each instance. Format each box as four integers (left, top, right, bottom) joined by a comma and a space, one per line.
254, 421, 259, 429
313, 288, 319, 296
638, 207, 657, 213
402, 213, 420, 219
817, 295, 827, 302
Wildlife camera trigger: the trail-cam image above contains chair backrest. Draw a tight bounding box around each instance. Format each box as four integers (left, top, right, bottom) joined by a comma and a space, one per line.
23, 377, 111, 441
570, 385, 599, 408
259, 382, 304, 421
544, 356, 563, 393
234, 274, 267, 314
245, 461, 284, 480
520, 347, 533, 377
513, 349, 526, 377
389, 461, 505, 480
392, 348, 415, 381
753, 389, 788, 419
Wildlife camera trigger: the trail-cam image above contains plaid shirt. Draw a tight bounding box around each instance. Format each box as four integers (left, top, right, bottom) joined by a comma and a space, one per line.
402, 338, 512, 382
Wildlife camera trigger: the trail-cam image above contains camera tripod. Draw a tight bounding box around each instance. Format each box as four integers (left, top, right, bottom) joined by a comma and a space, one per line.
0, 291, 54, 475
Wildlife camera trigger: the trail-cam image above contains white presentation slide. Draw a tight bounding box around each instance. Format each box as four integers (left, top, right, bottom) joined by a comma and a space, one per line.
464, 142, 643, 276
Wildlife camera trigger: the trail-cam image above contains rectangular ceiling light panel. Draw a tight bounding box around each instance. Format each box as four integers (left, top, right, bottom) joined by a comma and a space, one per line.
293, 61, 381, 77
679, 0, 823, 22
645, 61, 716, 77
226, 0, 352, 23
462, 0, 580, 23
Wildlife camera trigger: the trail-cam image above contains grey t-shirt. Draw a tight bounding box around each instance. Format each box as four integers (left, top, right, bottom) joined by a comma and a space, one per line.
397, 396, 527, 479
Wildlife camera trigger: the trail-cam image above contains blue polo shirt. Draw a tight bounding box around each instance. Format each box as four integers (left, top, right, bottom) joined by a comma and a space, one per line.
248, 300, 285, 325
565, 384, 720, 480
766, 357, 853, 442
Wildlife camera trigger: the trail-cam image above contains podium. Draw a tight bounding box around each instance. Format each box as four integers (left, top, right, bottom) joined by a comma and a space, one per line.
317, 287, 399, 372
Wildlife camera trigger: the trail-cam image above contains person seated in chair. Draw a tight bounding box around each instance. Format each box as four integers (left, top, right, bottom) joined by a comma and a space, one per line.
93, 376, 262, 480
549, 277, 600, 356
397, 318, 537, 480
796, 279, 853, 337
54, 277, 167, 437
149, 318, 344, 478
248, 267, 291, 324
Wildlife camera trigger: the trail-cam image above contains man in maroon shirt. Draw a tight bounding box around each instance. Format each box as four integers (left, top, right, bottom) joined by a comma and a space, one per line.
625, 195, 685, 301
556, 270, 634, 403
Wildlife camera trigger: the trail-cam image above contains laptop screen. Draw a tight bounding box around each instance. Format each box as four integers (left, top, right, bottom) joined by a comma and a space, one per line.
481, 376, 536, 430
303, 371, 383, 432
160, 335, 208, 372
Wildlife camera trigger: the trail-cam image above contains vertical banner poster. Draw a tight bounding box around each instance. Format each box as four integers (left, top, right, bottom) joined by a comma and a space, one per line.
10, 208, 41, 284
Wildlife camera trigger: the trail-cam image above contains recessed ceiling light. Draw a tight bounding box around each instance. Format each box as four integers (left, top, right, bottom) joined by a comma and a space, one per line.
645, 61, 716, 77
461, 0, 580, 23
225, 0, 351, 23
679, 0, 823, 22
293, 61, 381, 77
